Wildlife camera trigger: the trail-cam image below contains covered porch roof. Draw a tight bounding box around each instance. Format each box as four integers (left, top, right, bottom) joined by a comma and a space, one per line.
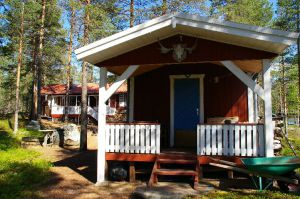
75, 13, 298, 75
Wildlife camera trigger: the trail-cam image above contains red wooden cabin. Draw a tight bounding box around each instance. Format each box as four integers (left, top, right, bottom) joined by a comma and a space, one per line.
41, 83, 127, 121
75, 14, 299, 187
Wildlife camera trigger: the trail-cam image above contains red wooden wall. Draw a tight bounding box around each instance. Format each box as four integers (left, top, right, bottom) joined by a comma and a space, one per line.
133, 63, 248, 127
97, 35, 276, 67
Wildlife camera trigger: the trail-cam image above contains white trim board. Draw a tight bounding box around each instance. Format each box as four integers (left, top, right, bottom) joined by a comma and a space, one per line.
169, 74, 205, 147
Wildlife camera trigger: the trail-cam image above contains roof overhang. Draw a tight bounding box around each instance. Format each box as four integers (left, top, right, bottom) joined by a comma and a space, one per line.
75, 13, 299, 66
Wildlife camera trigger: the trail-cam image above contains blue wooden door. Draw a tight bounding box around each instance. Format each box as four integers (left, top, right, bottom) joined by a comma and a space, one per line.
174, 78, 200, 131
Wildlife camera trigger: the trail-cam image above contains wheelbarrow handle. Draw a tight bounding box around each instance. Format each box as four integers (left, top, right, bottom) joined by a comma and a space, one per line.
208, 157, 238, 167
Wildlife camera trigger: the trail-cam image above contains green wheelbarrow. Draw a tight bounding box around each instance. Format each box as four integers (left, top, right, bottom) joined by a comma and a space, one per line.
209, 156, 300, 192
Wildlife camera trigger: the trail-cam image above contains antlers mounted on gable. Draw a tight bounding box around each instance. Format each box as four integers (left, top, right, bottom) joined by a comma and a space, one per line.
158, 37, 198, 62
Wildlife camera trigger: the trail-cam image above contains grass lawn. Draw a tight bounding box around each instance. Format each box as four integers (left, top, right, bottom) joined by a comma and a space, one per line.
0, 118, 51, 199
192, 190, 300, 199
281, 125, 300, 157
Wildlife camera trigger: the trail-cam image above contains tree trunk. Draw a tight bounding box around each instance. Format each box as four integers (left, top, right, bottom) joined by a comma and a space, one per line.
80, 0, 90, 151
37, 0, 46, 121
65, 6, 75, 122
89, 65, 94, 82
31, 37, 38, 120
13, 3, 25, 135
281, 57, 288, 132
162, 0, 167, 15
297, 1, 300, 97
130, 0, 134, 27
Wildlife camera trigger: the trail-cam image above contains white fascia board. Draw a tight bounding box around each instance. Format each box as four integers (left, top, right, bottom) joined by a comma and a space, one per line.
75, 15, 175, 61
175, 14, 299, 45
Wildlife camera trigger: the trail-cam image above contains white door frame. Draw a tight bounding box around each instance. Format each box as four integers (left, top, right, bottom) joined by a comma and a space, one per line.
169, 74, 205, 147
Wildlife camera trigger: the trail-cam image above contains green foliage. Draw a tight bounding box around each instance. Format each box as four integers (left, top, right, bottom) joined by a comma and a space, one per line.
0, 118, 44, 150
275, 0, 300, 32
0, 148, 51, 199
0, 0, 67, 116
0, 117, 51, 199
221, 0, 273, 26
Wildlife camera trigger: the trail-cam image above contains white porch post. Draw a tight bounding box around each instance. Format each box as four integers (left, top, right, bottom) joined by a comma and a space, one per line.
263, 59, 274, 157
254, 93, 259, 122
97, 67, 107, 184
247, 88, 254, 123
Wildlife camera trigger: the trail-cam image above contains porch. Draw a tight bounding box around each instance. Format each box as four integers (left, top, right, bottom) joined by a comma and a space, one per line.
104, 122, 265, 188
104, 122, 265, 157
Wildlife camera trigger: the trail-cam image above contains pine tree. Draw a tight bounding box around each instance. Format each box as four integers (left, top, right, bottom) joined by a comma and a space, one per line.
13, 2, 25, 134
221, 0, 273, 26
275, 0, 300, 97
64, 0, 80, 121
80, 0, 90, 151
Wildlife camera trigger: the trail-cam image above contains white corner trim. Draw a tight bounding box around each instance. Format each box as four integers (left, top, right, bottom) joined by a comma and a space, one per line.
221, 61, 265, 100
103, 65, 139, 102
169, 74, 205, 147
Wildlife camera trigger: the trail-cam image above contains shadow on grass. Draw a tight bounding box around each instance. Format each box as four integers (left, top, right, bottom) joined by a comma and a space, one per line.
0, 131, 19, 150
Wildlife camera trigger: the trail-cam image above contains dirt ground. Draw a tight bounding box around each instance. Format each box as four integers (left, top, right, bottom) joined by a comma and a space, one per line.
35, 132, 142, 199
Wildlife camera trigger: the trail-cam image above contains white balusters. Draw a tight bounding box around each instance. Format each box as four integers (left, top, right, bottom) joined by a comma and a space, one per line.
197, 124, 264, 157
105, 123, 161, 154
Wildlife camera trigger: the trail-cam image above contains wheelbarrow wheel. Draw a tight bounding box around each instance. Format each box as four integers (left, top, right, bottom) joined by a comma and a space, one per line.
277, 173, 300, 193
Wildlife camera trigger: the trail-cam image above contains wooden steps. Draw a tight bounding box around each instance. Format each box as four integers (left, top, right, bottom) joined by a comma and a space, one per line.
157, 159, 197, 164
148, 153, 200, 189
154, 169, 197, 176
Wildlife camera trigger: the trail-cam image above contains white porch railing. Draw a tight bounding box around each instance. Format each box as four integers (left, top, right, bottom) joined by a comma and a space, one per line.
51, 105, 116, 117
197, 124, 265, 157
67, 106, 81, 114
105, 123, 160, 154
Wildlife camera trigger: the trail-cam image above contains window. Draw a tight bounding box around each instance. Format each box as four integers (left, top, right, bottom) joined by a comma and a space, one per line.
69, 96, 76, 106
54, 96, 65, 106
119, 94, 126, 107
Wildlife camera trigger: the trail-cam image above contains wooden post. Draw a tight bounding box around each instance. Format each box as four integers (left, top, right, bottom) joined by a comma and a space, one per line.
129, 77, 134, 122
263, 59, 274, 157
96, 67, 107, 185
248, 88, 254, 123
228, 171, 234, 179
254, 93, 259, 123
129, 162, 136, 182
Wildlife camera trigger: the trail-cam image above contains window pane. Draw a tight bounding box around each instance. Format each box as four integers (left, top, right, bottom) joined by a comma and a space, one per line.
77, 96, 81, 106
69, 96, 76, 106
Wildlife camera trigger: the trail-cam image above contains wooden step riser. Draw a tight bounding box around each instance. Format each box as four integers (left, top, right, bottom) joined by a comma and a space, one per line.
158, 155, 197, 160
157, 159, 197, 164
155, 170, 197, 176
